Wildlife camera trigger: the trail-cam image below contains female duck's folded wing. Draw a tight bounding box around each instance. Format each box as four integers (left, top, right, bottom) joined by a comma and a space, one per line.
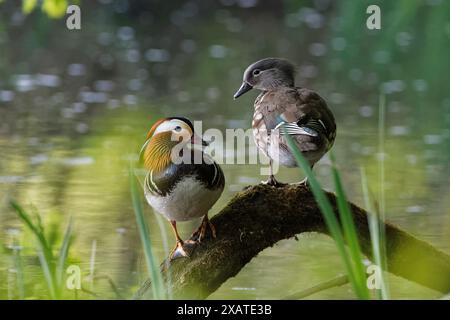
274, 121, 318, 137
276, 88, 336, 143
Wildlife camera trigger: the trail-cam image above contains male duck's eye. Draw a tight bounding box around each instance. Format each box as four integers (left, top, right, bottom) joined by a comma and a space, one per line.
252, 69, 261, 76
174, 126, 182, 132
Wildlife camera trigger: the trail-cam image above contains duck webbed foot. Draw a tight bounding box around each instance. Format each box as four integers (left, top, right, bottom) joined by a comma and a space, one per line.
169, 240, 196, 260
191, 215, 216, 243
261, 175, 286, 187
291, 177, 308, 187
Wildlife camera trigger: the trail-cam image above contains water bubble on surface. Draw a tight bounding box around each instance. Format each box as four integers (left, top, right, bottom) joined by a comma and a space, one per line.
329, 92, 345, 105
406, 154, 418, 165
126, 49, 141, 63
423, 134, 442, 145
299, 64, 317, 78
67, 63, 86, 76
145, 48, 170, 62
349, 68, 363, 82
14, 74, 35, 92
209, 45, 228, 59
206, 87, 220, 100
376, 152, 388, 161
181, 39, 197, 54
123, 94, 137, 105
389, 126, 410, 136
177, 91, 191, 103
61, 107, 74, 119
309, 43, 327, 57
72, 102, 87, 113
27, 137, 39, 146
94, 80, 115, 92
332, 37, 347, 51
285, 13, 301, 28
113, 0, 129, 14
97, 32, 114, 46
373, 50, 390, 64
11, 11, 25, 26
116, 228, 127, 235
228, 184, 244, 192
237, 0, 258, 8
61, 156, 94, 166
108, 99, 121, 109
76, 123, 89, 134
0, 176, 23, 183
298, 8, 324, 29
36, 74, 60, 87
227, 119, 247, 128
0, 90, 15, 102
79, 91, 108, 103
406, 205, 424, 214
5, 228, 21, 236
30, 154, 49, 165
396, 32, 413, 47
381, 80, 405, 94
360, 146, 375, 156
128, 79, 142, 91
413, 79, 428, 92
117, 26, 135, 41
359, 105, 373, 118
237, 176, 260, 184
225, 17, 243, 32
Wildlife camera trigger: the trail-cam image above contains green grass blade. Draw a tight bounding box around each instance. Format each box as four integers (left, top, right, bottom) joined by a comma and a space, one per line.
129, 166, 166, 299
282, 131, 366, 299
377, 94, 390, 297
153, 212, 173, 300
56, 216, 73, 294
37, 248, 57, 299
360, 167, 390, 299
331, 154, 369, 299
11, 201, 58, 299
13, 245, 25, 299
11, 201, 49, 251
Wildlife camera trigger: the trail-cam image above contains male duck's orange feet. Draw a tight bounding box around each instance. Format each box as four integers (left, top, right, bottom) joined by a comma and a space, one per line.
169, 240, 196, 260
261, 175, 286, 187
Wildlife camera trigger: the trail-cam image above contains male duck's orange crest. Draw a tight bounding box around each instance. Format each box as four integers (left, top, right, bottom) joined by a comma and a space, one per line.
146, 118, 167, 140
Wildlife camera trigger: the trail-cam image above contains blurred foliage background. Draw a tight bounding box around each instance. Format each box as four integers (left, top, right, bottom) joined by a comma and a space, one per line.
0, 0, 449, 299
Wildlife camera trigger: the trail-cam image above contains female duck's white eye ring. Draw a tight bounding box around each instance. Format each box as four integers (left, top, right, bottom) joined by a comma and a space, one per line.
174, 126, 182, 132
252, 69, 261, 76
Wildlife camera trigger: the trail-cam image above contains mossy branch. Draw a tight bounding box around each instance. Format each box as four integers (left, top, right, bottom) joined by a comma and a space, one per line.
133, 184, 450, 299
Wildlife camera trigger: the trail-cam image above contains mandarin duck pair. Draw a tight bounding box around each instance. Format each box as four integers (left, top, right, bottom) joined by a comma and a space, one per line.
140, 58, 336, 260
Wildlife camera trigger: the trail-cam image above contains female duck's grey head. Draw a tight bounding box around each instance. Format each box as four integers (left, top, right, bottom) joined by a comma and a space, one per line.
234, 58, 296, 99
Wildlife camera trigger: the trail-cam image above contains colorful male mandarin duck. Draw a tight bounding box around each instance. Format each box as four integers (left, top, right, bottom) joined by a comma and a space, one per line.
140, 117, 225, 259
234, 58, 336, 186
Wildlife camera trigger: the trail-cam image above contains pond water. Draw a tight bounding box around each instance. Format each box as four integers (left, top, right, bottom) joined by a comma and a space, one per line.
0, 1, 449, 299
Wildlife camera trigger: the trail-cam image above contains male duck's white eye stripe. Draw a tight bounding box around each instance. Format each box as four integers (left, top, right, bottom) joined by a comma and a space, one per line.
154, 119, 189, 135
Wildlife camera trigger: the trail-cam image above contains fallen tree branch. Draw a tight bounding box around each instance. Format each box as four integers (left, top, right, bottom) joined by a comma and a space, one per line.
133, 184, 450, 299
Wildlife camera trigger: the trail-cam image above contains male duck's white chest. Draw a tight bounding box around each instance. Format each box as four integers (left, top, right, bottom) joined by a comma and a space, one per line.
145, 176, 222, 222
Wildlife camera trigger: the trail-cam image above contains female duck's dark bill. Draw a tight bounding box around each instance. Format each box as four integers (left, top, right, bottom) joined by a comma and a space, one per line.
233, 82, 253, 99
